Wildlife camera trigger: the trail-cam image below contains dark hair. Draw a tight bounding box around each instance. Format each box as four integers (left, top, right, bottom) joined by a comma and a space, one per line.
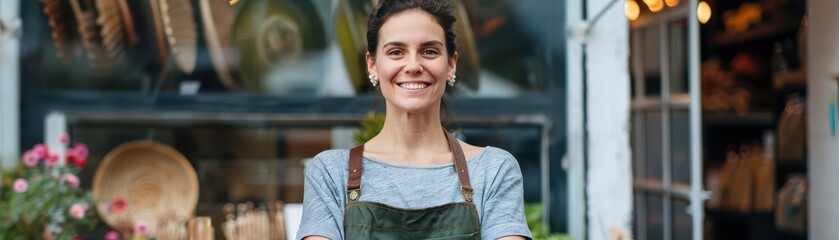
366, 0, 458, 58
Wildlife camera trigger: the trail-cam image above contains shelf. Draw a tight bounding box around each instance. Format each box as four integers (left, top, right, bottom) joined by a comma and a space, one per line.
710, 20, 800, 47
773, 70, 807, 91
632, 178, 695, 200
703, 111, 774, 127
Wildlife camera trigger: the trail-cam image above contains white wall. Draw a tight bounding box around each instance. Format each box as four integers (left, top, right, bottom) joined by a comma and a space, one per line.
0, 0, 20, 169
585, 0, 633, 239
808, 0, 839, 239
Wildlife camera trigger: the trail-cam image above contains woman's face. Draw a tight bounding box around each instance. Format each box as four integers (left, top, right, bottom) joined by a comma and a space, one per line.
367, 9, 457, 114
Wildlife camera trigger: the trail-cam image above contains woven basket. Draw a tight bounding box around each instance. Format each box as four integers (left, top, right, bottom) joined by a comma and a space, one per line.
93, 140, 199, 235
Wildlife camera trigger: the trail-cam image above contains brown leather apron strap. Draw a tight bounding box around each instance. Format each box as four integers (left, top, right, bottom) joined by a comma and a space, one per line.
446, 132, 474, 202
345, 129, 474, 202
347, 145, 364, 201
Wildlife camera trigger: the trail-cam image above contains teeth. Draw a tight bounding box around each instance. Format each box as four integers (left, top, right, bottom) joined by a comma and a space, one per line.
400, 82, 428, 90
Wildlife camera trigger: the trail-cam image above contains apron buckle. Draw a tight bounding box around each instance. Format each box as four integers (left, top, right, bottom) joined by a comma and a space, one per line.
461, 187, 473, 202
349, 189, 361, 201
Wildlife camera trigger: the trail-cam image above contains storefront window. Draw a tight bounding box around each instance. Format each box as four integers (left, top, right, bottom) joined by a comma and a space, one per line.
19, 0, 567, 236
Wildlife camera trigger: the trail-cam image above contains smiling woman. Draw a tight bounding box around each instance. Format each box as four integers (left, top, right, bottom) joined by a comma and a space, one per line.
296, 0, 532, 239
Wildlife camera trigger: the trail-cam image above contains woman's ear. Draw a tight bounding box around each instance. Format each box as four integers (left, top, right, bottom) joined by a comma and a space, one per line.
366, 52, 376, 77
448, 51, 459, 78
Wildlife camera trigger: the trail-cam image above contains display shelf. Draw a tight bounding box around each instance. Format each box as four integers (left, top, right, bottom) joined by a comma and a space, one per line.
710, 21, 800, 47
703, 111, 774, 127
706, 210, 777, 240
777, 228, 807, 240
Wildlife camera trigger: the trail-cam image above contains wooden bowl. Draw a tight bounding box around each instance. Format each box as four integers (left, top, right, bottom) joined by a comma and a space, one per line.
93, 140, 199, 235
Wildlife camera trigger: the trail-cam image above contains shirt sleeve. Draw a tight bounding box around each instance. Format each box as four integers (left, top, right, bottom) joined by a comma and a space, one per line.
481, 150, 533, 240
296, 152, 345, 240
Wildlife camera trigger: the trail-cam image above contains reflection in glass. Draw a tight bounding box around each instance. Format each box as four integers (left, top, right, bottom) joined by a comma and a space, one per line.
672, 199, 692, 240
644, 111, 663, 179
670, 110, 691, 183
643, 26, 662, 96
646, 195, 664, 240
669, 19, 688, 94
29, 0, 559, 97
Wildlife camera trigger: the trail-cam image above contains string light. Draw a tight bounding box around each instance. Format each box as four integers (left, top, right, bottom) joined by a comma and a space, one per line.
648, 0, 664, 12
626, 0, 641, 21
698, 1, 712, 24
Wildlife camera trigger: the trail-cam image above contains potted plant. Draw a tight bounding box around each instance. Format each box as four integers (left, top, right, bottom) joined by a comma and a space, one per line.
0, 134, 98, 240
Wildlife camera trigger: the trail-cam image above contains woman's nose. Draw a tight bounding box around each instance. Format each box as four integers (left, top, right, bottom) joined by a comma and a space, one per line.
403, 55, 423, 74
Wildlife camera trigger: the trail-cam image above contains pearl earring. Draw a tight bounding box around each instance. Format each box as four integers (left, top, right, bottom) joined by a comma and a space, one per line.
447, 75, 456, 86
369, 74, 378, 87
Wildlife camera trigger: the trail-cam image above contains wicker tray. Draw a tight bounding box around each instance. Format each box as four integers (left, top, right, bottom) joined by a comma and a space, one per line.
93, 140, 199, 235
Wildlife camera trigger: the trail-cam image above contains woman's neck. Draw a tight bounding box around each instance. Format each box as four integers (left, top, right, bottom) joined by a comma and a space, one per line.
368, 108, 449, 156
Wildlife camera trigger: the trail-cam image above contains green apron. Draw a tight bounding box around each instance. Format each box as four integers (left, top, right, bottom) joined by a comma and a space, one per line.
344, 131, 481, 240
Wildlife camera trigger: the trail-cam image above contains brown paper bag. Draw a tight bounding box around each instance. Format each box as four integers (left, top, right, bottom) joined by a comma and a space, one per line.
751, 146, 775, 211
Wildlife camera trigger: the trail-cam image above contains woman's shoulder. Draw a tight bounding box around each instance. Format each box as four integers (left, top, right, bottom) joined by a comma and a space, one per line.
306, 149, 351, 172
469, 146, 521, 171
474, 146, 517, 162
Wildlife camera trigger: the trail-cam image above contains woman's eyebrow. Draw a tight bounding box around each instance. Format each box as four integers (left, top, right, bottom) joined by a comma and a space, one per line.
382, 40, 443, 48
420, 40, 443, 47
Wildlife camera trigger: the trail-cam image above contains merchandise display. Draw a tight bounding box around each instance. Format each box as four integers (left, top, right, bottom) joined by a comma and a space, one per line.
232, 0, 326, 94
93, 140, 199, 236
96, 0, 128, 68
159, 0, 198, 74
201, 0, 238, 89
41, 0, 68, 61
70, 0, 109, 73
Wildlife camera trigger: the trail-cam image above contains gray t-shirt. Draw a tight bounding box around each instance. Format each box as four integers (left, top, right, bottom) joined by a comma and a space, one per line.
296, 146, 533, 240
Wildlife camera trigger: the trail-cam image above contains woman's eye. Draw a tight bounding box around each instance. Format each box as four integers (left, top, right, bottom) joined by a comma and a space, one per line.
387, 50, 403, 55
422, 49, 440, 55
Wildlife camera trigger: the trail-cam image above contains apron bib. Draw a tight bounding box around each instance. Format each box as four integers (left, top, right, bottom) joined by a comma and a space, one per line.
343, 131, 481, 240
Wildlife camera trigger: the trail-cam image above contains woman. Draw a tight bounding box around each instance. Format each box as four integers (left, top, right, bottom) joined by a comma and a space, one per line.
297, 0, 531, 239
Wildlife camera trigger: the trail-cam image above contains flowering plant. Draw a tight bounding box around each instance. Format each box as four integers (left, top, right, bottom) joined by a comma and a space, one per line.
0, 133, 98, 240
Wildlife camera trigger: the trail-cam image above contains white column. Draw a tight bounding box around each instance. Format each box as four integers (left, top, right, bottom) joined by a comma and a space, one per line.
0, 0, 20, 169
808, 0, 839, 239
565, 0, 587, 239
585, 0, 633, 239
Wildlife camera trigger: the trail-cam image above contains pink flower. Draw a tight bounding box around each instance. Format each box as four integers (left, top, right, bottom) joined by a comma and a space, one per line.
22, 150, 40, 167
13, 178, 28, 193
69, 203, 88, 219
59, 133, 70, 146
61, 174, 80, 188
46, 152, 58, 167
112, 198, 127, 213
134, 220, 149, 235
45, 151, 59, 167
66, 150, 87, 169
32, 144, 49, 158
99, 202, 114, 214
66, 150, 76, 165
105, 231, 120, 240
74, 158, 87, 169
73, 143, 89, 159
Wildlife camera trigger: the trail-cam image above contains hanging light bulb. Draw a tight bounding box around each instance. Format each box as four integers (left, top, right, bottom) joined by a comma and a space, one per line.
648, 0, 664, 12
697, 1, 712, 24
626, 0, 641, 21
665, 0, 679, 7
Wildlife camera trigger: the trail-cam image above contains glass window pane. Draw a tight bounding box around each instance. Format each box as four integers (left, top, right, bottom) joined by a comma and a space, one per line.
669, 19, 689, 94
634, 192, 648, 240
643, 26, 662, 96
644, 111, 663, 180
630, 30, 641, 99
28, 0, 562, 98
672, 198, 692, 240
670, 109, 691, 184
464, 0, 557, 97
646, 195, 664, 240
